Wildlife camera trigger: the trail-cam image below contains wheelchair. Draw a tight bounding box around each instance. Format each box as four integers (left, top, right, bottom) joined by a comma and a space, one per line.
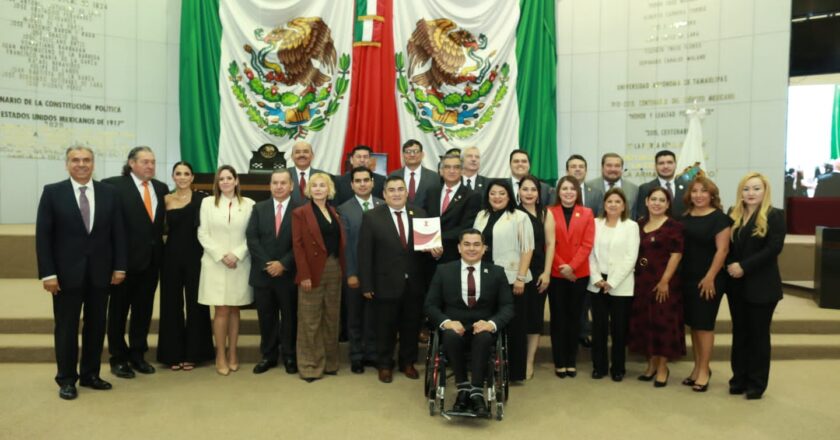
423, 328, 509, 421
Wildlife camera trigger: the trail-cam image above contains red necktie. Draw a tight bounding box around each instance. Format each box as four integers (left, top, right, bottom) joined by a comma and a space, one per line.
394, 210, 407, 249
467, 266, 476, 307
299, 172, 307, 197
275, 203, 283, 236
441, 188, 452, 214
408, 171, 416, 203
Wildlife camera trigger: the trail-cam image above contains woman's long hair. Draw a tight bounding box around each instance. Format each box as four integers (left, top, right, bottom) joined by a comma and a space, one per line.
518, 174, 546, 221
213, 165, 242, 207
684, 175, 722, 212
730, 172, 772, 238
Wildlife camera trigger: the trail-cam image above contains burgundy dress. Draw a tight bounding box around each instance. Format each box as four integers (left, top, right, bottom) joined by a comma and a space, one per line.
628, 217, 686, 360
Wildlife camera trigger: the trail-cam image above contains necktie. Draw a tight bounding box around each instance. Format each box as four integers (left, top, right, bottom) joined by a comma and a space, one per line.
394, 210, 407, 249
441, 188, 452, 214
608, 181, 615, 190
465, 178, 472, 191
467, 266, 476, 307
142, 181, 153, 221
275, 203, 283, 236
362, 201, 370, 212
408, 171, 416, 203
79, 186, 91, 233
299, 172, 307, 197
665, 181, 674, 198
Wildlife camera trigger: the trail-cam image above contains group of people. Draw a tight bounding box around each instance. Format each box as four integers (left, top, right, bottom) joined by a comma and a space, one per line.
35, 140, 786, 409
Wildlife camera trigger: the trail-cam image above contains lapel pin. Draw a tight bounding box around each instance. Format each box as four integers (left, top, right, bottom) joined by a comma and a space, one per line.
678, 185, 684, 190
483, 268, 488, 273
409, 210, 414, 216
651, 236, 656, 242
575, 212, 580, 217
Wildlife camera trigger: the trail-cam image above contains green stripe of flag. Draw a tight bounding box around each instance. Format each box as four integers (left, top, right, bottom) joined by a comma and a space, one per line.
354, 0, 368, 42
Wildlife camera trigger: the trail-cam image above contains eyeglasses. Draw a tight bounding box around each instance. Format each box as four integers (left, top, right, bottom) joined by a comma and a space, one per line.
403, 149, 421, 156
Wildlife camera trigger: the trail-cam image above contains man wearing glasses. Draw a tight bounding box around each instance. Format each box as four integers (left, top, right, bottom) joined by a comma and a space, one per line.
389, 139, 441, 209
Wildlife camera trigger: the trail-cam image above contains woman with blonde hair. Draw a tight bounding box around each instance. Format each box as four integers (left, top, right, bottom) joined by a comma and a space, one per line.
291, 172, 346, 382
725, 172, 785, 400
197, 165, 255, 375
679, 175, 731, 392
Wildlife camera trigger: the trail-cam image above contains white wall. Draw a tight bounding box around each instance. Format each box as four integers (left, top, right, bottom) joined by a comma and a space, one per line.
556, 0, 791, 208
0, 0, 182, 223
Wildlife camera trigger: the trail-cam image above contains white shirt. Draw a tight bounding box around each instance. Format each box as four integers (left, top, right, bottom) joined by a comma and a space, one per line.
131, 172, 158, 220
580, 182, 586, 205
355, 195, 373, 211
294, 167, 312, 184
402, 166, 422, 190
658, 177, 675, 192
70, 178, 95, 231
604, 179, 622, 190
273, 196, 290, 219
510, 176, 523, 203
460, 260, 482, 305
440, 182, 461, 212
388, 205, 410, 239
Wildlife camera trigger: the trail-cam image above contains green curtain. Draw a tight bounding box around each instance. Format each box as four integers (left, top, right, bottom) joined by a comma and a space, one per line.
832, 85, 840, 160
516, 0, 558, 184
179, 0, 222, 173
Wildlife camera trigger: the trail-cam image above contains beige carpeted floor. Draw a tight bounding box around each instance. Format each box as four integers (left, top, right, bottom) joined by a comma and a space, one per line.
3, 358, 840, 439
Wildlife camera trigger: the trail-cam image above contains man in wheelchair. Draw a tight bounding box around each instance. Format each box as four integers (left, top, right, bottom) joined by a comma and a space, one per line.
424, 229, 514, 416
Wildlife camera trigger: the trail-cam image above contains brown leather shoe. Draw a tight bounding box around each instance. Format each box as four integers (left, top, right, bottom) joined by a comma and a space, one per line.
378, 368, 393, 383
401, 365, 420, 380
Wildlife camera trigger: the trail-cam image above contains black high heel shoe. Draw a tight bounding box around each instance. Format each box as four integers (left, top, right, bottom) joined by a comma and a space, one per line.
637, 372, 656, 382
692, 371, 711, 392
654, 369, 670, 388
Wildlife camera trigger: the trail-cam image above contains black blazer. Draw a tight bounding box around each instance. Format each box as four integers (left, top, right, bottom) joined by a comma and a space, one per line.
389, 166, 441, 210
462, 174, 489, 193
424, 260, 514, 330
102, 175, 167, 273
636, 178, 687, 219
425, 185, 481, 263
333, 171, 385, 206
814, 172, 840, 197
246, 197, 300, 288
726, 207, 786, 303
36, 179, 127, 289
357, 204, 430, 298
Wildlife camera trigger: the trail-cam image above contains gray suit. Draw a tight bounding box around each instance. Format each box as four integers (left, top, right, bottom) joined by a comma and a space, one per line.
337, 196, 384, 363
585, 178, 639, 218
390, 166, 441, 210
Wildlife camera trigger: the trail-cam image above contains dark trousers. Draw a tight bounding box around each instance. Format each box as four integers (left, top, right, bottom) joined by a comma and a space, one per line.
374, 280, 422, 369
254, 279, 298, 363
107, 261, 159, 364
548, 276, 588, 368
345, 283, 376, 363
53, 278, 107, 386
442, 329, 496, 388
728, 295, 778, 394
579, 292, 592, 338
507, 289, 527, 381
590, 292, 632, 375
156, 259, 213, 365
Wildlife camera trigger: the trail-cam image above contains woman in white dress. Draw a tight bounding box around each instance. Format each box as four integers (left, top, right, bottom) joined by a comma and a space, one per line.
197, 165, 255, 375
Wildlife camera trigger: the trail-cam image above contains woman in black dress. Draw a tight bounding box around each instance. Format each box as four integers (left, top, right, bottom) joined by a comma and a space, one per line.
725, 173, 786, 400
680, 176, 731, 392
518, 175, 555, 380
628, 187, 685, 387
156, 162, 214, 370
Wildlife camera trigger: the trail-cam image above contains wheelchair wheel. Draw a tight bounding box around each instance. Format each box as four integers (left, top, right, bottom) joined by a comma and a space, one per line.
496, 402, 504, 421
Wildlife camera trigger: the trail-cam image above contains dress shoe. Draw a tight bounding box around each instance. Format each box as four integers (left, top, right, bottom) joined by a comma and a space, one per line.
80, 377, 112, 390
351, 361, 365, 374
638, 372, 656, 382
401, 365, 420, 380
418, 328, 430, 344
129, 359, 156, 375
565, 369, 577, 378
654, 369, 670, 388
452, 390, 470, 413
378, 368, 393, 383
591, 371, 606, 379
284, 359, 298, 375
470, 394, 489, 417
324, 370, 337, 375
253, 359, 277, 374
745, 390, 763, 400
111, 363, 135, 379
303, 377, 321, 383
58, 384, 77, 400
729, 385, 746, 395
579, 337, 592, 348
554, 368, 567, 378
611, 373, 624, 382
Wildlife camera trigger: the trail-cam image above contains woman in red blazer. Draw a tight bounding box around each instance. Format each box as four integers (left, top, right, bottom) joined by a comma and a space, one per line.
546, 176, 595, 378
291, 172, 346, 382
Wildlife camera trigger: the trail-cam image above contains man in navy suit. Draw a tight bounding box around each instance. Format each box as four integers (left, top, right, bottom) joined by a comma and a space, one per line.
635, 150, 686, 218
102, 146, 169, 378
247, 169, 300, 375
424, 229, 514, 416
337, 166, 384, 373
36, 146, 127, 400
389, 139, 441, 210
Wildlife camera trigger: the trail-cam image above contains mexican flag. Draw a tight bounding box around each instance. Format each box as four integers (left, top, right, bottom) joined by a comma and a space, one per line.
180, 0, 354, 174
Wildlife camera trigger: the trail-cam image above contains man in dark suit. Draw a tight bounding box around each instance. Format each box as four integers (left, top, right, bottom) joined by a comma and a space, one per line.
509, 149, 554, 206
461, 146, 489, 193
635, 150, 686, 218
36, 146, 127, 400
815, 158, 840, 197
334, 146, 386, 205
358, 176, 440, 383
424, 229, 514, 416
585, 152, 639, 218
425, 154, 481, 263
389, 139, 441, 210
246, 169, 300, 375
103, 146, 168, 378
566, 154, 600, 213
337, 166, 385, 373
289, 140, 333, 205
